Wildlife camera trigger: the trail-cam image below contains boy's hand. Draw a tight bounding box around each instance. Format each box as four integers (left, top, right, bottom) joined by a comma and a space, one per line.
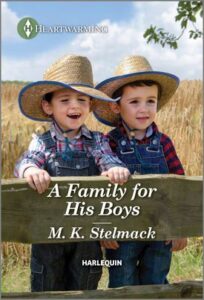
166, 238, 188, 251
100, 240, 119, 250
101, 167, 130, 185
24, 167, 51, 194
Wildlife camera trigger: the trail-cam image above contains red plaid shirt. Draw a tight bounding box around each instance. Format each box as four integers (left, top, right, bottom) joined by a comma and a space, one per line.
107, 121, 185, 175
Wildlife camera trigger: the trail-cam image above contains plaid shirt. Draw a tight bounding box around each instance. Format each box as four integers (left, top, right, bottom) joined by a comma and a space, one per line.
107, 121, 185, 175
14, 123, 126, 178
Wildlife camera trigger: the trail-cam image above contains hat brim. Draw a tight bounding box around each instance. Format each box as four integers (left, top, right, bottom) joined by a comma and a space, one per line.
19, 81, 116, 122
94, 71, 179, 127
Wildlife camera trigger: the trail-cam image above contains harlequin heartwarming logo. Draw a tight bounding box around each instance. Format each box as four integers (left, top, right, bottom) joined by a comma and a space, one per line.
17, 17, 39, 39
17, 17, 108, 40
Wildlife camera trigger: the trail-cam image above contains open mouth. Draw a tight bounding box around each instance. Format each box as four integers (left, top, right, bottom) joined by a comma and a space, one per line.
67, 113, 81, 119
136, 117, 149, 120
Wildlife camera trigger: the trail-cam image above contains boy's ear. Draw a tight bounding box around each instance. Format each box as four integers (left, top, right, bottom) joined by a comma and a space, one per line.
41, 100, 53, 116
109, 102, 120, 114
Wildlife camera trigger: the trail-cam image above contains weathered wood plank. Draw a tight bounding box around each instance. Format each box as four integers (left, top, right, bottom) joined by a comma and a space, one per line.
2, 175, 202, 243
2, 281, 203, 299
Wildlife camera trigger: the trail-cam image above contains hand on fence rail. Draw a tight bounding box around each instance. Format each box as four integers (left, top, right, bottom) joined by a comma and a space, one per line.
24, 167, 51, 194
101, 166, 130, 185
166, 238, 188, 251
100, 240, 120, 250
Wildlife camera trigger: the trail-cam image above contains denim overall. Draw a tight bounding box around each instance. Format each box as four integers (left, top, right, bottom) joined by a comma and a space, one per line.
31, 131, 102, 291
106, 128, 172, 287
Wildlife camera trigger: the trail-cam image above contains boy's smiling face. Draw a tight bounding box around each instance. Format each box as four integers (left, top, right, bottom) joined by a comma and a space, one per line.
110, 84, 158, 139
42, 88, 91, 136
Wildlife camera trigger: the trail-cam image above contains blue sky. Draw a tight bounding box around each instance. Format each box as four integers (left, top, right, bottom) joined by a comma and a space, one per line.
4, 1, 134, 57
2, 1, 203, 81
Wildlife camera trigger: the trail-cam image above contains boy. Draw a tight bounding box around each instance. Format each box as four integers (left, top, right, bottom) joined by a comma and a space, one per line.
14, 54, 130, 291
94, 55, 187, 287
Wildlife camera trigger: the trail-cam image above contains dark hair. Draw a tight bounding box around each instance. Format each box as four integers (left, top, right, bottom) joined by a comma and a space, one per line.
112, 80, 162, 101
43, 92, 53, 103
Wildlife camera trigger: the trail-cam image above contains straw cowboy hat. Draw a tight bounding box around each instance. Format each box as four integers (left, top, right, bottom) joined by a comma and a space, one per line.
19, 54, 116, 122
94, 55, 180, 127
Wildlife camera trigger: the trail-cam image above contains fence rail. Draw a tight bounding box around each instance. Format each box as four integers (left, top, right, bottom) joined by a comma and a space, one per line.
2, 281, 203, 299
2, 175, 202, 243
2, 175, 203, 299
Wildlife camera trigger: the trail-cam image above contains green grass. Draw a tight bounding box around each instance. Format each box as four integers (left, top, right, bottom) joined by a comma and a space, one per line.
2, 264, 30, 293
168, 238, 203, 282
1, 238, 202, 292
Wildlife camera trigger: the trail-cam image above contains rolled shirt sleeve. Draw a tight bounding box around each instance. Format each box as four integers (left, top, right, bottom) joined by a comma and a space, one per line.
91, 133, 127, 172
14, 135, 47, 178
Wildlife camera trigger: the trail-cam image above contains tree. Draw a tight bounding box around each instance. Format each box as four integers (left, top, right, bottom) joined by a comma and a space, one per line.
143, 1, 203, 49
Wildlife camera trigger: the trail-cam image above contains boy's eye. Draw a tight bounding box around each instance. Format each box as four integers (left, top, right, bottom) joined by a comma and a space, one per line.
61, 99, 69, 102
129, 100, 139, 104
78, 98, 87, 102
148, 99, 157, 104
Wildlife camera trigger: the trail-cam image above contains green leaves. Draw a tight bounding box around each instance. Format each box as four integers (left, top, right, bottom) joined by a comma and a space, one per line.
143, 27, 178, 49
143, 26, 155, 38
189, 14, 196, 22
144, 0, 203, 49
181, 18, 188, 29
177, 1, 200, 26
189, 29, 202, 39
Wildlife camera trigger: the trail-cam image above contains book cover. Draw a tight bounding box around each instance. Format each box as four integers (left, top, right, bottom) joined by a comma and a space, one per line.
2, 1, 202, 299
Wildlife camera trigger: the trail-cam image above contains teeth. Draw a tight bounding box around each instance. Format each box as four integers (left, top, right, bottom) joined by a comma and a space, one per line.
68, 113, 81, 116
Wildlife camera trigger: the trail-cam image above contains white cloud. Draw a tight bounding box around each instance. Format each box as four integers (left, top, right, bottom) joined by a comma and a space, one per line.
1, 2, 21, 41
2, 2, 202, 81
2, 56, 46, 81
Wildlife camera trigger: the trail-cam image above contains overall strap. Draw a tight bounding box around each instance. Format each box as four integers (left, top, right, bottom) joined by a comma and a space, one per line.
108, 127, 122, 141
40, 131, 56, 150
147, 132, 162, 152
109, 128, 134, 153
82, 131, 98, 154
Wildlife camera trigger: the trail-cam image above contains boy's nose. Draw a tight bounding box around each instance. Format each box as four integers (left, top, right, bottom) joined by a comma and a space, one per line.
69, 99, 80, 108
138, 103, 148, 112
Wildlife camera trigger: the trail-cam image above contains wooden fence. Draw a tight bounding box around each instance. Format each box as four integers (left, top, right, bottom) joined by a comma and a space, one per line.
2, 175, 203, 298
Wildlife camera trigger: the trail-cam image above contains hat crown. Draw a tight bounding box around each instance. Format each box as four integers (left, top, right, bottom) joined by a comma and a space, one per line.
114, 55, 152, 76
43, 55, 94, 87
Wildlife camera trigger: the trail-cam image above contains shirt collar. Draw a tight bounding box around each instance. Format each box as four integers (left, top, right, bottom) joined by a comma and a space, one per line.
146, 124, 153, 137
50, 122, 92, 141
118, 120, 159, 140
